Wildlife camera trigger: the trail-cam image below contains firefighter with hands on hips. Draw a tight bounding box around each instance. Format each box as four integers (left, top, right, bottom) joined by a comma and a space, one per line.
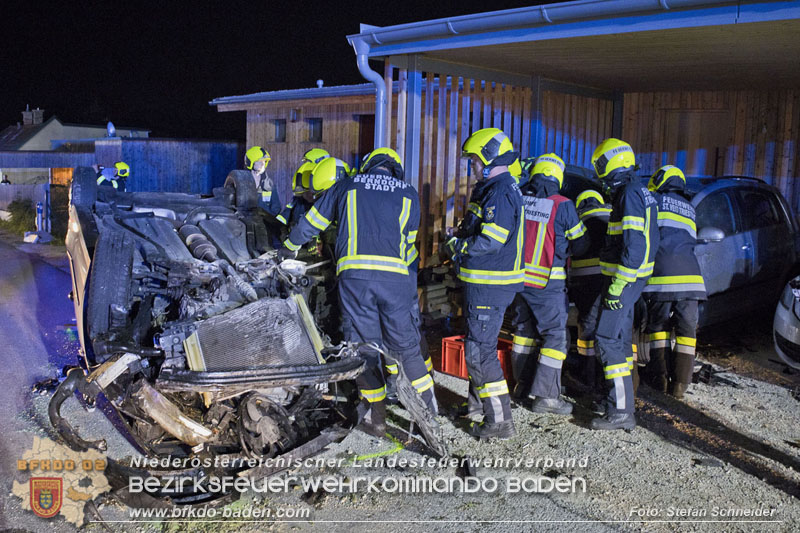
569, 190, 612, 392
510, 154, 588, 414
277, 148, 331, 227
245, 146, 282, 217
96, 161, 130, 191
589, 138, 659, 431
445, 127, 525, 440
281, 148, 437, 438
642, 165, 706, 399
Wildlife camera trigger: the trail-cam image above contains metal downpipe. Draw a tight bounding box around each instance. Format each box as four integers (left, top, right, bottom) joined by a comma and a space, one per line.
350, 37, 386, 149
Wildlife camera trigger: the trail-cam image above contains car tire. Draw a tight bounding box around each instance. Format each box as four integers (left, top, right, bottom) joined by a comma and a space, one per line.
70, 166, 98, 209
86, 227, 134, 345
224, 170, 258, 210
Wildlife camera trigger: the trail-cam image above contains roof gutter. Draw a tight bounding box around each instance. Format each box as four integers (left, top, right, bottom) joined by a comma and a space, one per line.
348, 0, 734, 51
348, 29, 387, 149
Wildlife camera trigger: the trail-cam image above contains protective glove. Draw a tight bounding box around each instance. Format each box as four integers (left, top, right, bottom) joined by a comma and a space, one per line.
603, 278, 628, 310
278, 246, 298, 261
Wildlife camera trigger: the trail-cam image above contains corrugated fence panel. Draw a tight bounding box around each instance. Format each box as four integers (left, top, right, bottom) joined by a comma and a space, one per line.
623, 89, 800, 210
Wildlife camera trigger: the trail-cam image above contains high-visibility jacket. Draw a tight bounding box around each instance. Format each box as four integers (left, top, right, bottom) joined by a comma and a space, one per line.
643, 191, 707, 300
521, 191, 586, 289
285, 168, 419, 282
570, 201, 611, 280
599, 174, 659, 283
96, 168, 124, 191
276, 197, 312, 227
452, 172, 525, 292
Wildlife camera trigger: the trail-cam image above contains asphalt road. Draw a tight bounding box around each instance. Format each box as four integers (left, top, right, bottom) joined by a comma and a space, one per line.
0, 234, 82, 531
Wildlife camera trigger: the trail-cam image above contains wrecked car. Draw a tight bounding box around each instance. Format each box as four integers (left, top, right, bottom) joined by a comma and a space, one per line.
55, 167, 402, 504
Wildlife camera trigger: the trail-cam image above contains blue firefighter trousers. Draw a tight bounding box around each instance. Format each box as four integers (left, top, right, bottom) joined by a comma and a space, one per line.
513, 285, 569, 399
338, 278, 437, 413
463, 285, 515, 424
594, 277, 648, 415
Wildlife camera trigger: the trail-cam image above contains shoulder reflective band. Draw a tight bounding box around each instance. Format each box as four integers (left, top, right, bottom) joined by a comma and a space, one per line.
657, 211, 697, 238
565, 221, 586, 240
346, 189, 358, 257
305, 206, 331, 231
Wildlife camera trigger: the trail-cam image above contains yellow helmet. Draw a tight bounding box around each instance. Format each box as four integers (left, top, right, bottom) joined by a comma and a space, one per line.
648, 164, 686, 192
292, 162, 314, 196
509, 158, 522, 179
461, 128, 514, 167
114, 161, 130, 178
591, 138, 635, 179
244, 146, 270, 171
311, 157, 349, 195
302, 148, 330, 165
531, 153, 565, 189
360, 147, 403, 178
576, 189, 606, 210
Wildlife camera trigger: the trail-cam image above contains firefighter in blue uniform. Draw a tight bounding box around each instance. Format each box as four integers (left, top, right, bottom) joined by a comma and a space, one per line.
282, 148, 436, 437
245, 146, 282, 217
643, 165, 706, 398
277, 149, 330, 226
590, 138, 659, 431
446, 128, 525, 440
511, 154, 588, 413
569, 190, 612, 391
96, 161, 129, 191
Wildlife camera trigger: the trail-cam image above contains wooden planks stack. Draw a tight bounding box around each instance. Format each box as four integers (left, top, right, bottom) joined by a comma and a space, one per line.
417, 265, 461, 319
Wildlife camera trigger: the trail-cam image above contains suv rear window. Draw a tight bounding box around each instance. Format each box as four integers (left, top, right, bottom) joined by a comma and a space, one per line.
734, 188, 784, 231
696, 191, 736, 235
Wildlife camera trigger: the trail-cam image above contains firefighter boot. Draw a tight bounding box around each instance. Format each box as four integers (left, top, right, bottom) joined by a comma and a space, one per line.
530, 397, 573, 415
468, 419, 516, 440
590, 412, 636, 431
356, 401, 387, 439
671, 351, 694, 400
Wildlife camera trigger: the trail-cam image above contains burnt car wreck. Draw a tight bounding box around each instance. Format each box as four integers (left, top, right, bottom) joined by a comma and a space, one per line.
53, 167, 444, 506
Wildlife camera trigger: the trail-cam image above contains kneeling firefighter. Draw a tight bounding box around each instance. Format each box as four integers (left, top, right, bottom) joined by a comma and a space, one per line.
643, 165, 706, 398
590, 138, 659, 431
511, 154, 588, 413
446, 128, 525, 440
282, 148, 437, 437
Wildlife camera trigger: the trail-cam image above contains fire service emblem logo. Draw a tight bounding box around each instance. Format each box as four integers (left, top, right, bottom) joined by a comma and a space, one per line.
30, 477, 62, 518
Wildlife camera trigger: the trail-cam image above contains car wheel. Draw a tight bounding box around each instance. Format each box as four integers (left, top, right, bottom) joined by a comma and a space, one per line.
224, 170, 258, 210
70, 166, 98, 209
86, 227, 134, 349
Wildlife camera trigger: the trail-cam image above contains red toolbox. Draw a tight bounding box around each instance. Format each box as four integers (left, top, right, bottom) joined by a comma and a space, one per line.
438, 335, 515, 389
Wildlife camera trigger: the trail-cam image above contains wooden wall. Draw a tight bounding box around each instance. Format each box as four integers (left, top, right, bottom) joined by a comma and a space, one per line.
540, 90, 614, 168
623, 90, 800, 208
383, 65, 535, 265
237, 96, 376, 204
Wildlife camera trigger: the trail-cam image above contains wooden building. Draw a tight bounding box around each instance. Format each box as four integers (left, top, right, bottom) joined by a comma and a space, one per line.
215, 0, 800, 266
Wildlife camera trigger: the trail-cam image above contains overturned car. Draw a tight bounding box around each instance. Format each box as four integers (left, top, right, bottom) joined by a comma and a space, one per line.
56, 168, 381, 502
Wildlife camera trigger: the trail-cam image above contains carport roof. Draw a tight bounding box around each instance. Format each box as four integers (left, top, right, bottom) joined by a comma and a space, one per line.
348, 0, 800, 91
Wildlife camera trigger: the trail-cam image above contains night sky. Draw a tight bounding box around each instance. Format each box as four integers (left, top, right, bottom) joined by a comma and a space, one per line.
0, 1, 551, 142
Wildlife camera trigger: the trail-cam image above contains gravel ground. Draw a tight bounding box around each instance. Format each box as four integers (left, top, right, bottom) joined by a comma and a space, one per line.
3, 236, 799, 532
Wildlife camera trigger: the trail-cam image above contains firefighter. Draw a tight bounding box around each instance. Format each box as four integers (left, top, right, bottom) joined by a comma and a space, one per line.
96, 161, 129, 191
569, 190, 612, 392
245, 146, 282, 217
511, 154, 588, 414
643, 165, 706, 398
277, 149, 332, 226
589, 138, 659, 431
281, 148, 436, 437
446, 127, 524, 440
